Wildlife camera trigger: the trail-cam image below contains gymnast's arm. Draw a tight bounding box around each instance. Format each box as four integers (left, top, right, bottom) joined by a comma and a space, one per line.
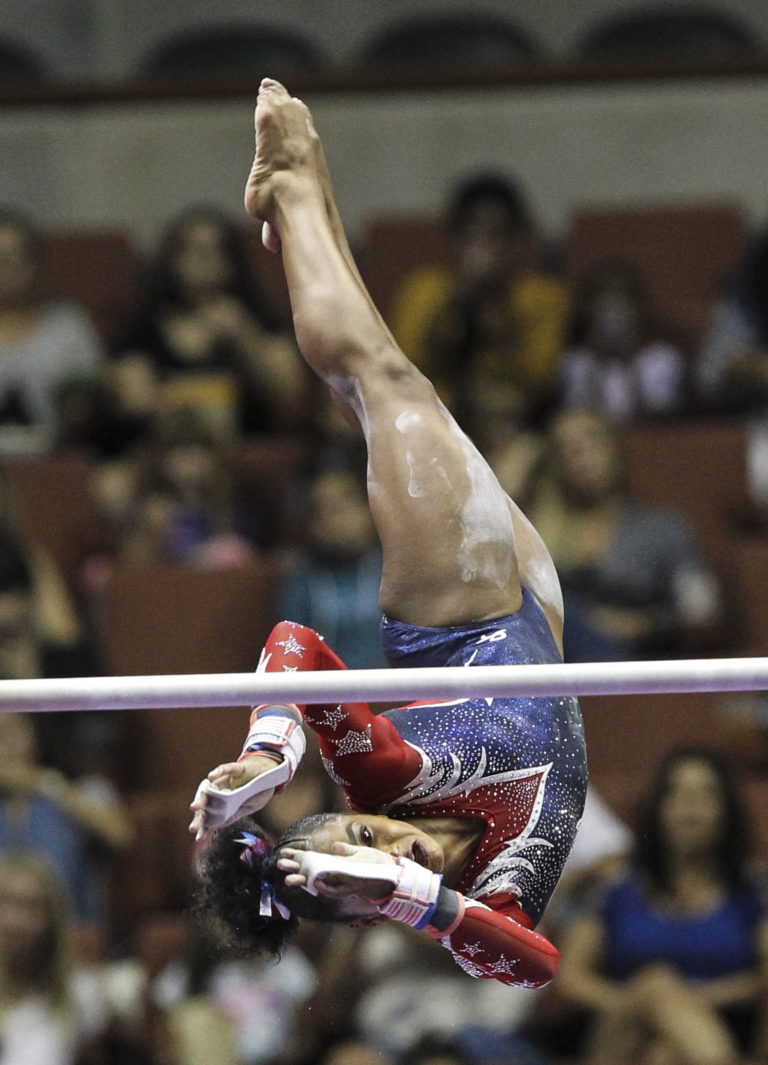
190, 620, 422, 834
280, 841, 559, 989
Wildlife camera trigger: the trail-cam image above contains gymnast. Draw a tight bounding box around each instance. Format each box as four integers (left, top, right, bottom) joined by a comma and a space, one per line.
189, 78, 587, 989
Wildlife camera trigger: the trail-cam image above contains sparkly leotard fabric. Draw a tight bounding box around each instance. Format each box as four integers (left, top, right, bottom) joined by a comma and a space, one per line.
262, 600, 586, 986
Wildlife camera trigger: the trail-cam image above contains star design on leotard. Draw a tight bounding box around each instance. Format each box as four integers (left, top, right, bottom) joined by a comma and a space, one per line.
334, 724, 373, 757
462, 941, 484, 957
487, 954, 520, 977
275, 635, 305, 658
282, 665, 298, 672
320, 754, 349, 788
317, 707, 346, 729
453, 954, 486, 979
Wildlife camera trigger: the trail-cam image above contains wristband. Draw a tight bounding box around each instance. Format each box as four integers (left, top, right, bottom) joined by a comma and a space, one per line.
375, 856, 442, 930
239, 704, 306, 777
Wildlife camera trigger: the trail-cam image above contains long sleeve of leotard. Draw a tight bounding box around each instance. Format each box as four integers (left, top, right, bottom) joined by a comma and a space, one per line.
423, 890, 559, 988
255, 621, 422, 807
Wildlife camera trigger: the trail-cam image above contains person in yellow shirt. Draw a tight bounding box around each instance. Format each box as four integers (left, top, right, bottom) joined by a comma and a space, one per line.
391, 174, 568, 433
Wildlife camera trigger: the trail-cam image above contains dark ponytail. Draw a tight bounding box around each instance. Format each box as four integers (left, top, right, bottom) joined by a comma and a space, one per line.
194, 811, 350, 957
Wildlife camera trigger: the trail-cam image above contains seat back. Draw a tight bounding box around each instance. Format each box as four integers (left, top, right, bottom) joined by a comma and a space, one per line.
360, 14, 540, 71
97, 557, 282, 790
568, 201, 746, 349
40, 228, 139, 345
2, 452, 108, 578
142, 24, 324, 79
362, 215, 454, 326
580, 7, 759, 60
0, 38, 46, 84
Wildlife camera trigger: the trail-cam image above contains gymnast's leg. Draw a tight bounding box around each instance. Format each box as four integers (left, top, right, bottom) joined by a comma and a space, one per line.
246, 80, 560, 633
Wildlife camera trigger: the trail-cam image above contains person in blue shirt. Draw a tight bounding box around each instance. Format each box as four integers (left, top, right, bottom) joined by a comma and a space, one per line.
557, 745, 768, 1065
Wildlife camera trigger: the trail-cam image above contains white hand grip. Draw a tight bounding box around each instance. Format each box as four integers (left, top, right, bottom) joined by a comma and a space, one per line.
195, 758, 292, 829
296, 850, 400, 896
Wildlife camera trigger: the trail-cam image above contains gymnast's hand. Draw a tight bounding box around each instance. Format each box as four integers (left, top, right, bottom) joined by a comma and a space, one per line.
277, 841, 397, 900
189, 752, 284, 839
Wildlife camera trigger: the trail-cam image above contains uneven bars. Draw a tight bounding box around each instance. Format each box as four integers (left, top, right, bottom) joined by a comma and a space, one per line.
0, 657, 767, 713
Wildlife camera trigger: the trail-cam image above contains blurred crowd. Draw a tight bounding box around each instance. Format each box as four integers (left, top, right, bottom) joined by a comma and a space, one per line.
0, 175, 767, 1065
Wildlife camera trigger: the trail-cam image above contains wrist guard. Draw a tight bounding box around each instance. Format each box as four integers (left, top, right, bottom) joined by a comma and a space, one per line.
195, 706, 306, 830
238, 704, 306, 778
375, 856, 443, 930
295, 851, 443, 931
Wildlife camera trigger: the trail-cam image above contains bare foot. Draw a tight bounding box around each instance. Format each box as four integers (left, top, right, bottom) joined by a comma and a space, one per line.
244, 77, 319, 248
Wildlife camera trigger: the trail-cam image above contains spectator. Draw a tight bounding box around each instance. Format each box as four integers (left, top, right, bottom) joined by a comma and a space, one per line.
0, 517, 99, 684
0, 852, 108, 1064
151, 917, 317, 1065
0, 209, 103, 449
0, 713, 133, 921
698, 225, 768, 416
556, 746, 768, 1065
111, 204, 305, 438
106, 409, 263, 567
526, 408, 720, 661
391, 172, 568, 433
317, 1035, 394, 1065
561, 259, 687, 421
399, 1035, 472, 1065
278, 463, 385, 669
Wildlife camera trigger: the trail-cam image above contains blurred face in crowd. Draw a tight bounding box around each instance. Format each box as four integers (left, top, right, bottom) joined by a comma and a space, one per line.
659, 756, 725, 859
0, 222, 39, 310
457, 202, 529, 289
586, 279, 641, 357
0, 863, 52, 957
160, 440, 218, 498
550, 410, 622, 505
171, 218, 235, 302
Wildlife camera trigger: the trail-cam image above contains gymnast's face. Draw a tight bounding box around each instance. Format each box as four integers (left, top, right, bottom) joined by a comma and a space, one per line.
309, 813, 445, 873
301, 814, 445, 927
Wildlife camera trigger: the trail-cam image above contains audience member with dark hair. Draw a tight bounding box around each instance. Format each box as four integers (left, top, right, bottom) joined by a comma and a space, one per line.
698, 225, 768, 415
526, 408, 720, 661
111, 204, 305, 438
103, 409, 264, 568
278, 463, 385, 669
391, 171, 568, 432
561, 258, 687, 421
0, 208, 103, 449
557, 746, 768, 1065
0, 852, 109, 1064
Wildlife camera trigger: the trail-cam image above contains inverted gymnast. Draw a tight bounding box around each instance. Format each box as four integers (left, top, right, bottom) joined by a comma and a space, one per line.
190, 78, 587, 988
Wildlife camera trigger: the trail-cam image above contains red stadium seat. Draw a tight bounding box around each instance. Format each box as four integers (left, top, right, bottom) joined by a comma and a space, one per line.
567, 201, 746, 349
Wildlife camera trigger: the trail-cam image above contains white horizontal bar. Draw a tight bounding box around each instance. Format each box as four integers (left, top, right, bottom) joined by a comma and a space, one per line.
0, 657, 766, 713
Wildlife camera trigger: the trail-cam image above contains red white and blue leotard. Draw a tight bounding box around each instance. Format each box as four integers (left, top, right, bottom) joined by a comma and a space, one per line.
259, 589, 587, 988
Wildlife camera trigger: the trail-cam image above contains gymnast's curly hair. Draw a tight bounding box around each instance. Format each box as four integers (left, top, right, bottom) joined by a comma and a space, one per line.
194, 812, 347, 958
